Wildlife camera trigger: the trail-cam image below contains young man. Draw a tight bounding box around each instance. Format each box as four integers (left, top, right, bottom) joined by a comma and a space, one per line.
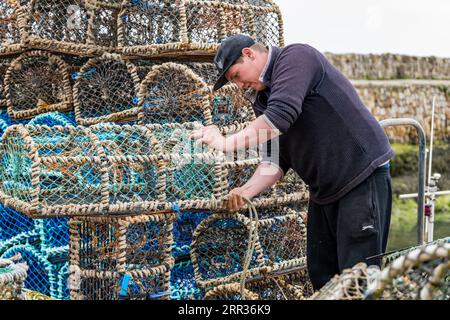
190, 34, 394, 290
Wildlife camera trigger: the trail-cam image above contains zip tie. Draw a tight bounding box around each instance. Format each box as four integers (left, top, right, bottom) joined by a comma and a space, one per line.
119, 273, 132, 300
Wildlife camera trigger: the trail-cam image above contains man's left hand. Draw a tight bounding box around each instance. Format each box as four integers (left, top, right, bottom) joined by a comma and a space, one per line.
190, 125, 226, 152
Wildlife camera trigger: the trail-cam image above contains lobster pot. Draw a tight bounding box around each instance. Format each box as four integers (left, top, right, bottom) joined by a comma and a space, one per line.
138, 62, 255, 129
0, 123, 223, 217
174, 62, 256, 129
4, 51, 73, 120
138, 62, 212, 126
118, 0, 284, 57
19, 0, 122, 56
366, 242, 450, 301
204, 269, 314, 300
73, 53, 140, 125
0, 257, 28, 300
0, 123, 305, 217
68, 213, 175, 300
150, 122, 307, 210
211, 84, 256, 129
190, 212, 266, 289
0, 1, 26, 56
254, 207, 307, 273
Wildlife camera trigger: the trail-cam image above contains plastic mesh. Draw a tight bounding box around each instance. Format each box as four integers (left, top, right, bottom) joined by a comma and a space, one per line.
74, 270, 170, 300
71, 215, 174, 271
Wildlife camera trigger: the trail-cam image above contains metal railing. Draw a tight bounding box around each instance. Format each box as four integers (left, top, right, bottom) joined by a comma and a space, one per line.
379, 118, 427, 245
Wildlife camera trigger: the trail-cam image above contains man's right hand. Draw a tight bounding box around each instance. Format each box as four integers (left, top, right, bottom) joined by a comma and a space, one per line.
223, 187, 249, 212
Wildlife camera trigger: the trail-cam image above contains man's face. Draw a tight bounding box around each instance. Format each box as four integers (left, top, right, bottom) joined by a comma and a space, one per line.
225, 51, 267, 91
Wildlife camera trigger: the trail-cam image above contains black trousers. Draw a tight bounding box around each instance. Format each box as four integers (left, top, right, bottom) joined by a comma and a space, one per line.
306, 166, 392, 290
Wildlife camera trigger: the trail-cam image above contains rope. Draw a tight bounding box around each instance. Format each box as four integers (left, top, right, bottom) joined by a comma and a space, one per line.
240, 196, 259, 300
271, 277, 288, 300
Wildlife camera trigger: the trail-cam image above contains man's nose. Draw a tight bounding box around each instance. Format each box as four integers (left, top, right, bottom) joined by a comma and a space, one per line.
235, 80, 244, 90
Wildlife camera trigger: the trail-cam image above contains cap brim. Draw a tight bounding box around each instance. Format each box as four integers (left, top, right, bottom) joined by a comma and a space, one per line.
213, 73, 229, 91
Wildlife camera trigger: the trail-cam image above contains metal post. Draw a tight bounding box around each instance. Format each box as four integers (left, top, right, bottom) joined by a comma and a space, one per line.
379, 118, 427, 245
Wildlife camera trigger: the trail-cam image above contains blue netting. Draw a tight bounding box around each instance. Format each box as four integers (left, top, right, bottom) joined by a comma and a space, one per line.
0, 204, 70, 299
170, 260, 202, 300
0, 204, 35, 241
39, 218, 70, 248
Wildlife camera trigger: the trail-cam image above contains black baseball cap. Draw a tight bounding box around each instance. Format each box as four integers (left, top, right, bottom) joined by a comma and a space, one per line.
213, 34, 255, 91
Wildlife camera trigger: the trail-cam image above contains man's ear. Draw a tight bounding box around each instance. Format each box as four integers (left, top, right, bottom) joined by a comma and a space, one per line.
242, 47, 254, 59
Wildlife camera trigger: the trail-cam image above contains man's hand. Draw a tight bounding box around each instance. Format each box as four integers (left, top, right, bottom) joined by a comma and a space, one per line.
223, 187, 250, 212
190, 125, 226, 152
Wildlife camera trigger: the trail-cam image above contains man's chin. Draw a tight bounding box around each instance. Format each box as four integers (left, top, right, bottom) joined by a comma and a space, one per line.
252, 84, 267, 91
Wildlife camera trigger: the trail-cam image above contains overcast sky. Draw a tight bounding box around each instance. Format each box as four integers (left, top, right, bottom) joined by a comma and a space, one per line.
276, 0, 450, 58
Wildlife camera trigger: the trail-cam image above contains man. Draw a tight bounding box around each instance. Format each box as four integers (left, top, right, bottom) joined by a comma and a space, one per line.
190, 34, 394, 290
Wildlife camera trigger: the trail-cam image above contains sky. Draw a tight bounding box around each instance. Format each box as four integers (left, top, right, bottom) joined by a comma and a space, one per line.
276, 0, 450, 58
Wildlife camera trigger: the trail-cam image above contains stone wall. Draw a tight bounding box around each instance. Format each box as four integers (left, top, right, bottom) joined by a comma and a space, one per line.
325, 53, 450, 80
325, 53, 450, 143
353, 80, 450, 143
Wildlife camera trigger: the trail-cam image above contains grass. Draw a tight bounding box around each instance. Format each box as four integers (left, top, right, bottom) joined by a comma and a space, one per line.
387, 194, 450, 251
391, 143, 418, 155
387, 142, 450, 250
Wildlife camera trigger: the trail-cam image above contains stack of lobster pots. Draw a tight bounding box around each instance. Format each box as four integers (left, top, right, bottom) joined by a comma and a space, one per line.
0, 0, 313, 300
